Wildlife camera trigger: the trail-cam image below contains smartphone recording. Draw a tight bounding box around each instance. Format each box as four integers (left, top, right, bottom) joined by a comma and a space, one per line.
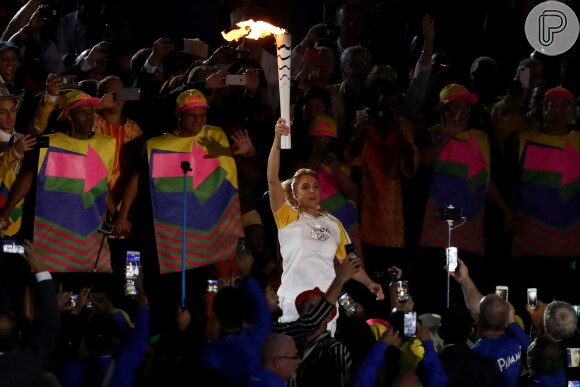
567, 348, 580, 368
404, 311, 417, 338
338, 292, 356, 314
495, 286, 509, 302
225, 74, 247, 86
527, 288, 537, 308
446, 247, 458, 272
114, 88, 141, 102
68, 294, 78, 308
2, 239, 25, 254
206, 279, 218, 293
99, 222, 114, 235
390, 310, 416, 338
125, 251, 140, 297
396, 280, 409, 303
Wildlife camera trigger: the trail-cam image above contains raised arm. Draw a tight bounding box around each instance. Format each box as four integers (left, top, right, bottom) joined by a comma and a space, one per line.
0, 0, 44, 40
450, 258, 484, 321
266, 118, 288, 212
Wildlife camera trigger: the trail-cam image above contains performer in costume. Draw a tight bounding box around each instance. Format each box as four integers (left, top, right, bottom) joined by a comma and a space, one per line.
512, 87, 579, 258
0, 90, 115, 272
418, 84, 513, 256
114, 89, 244, 272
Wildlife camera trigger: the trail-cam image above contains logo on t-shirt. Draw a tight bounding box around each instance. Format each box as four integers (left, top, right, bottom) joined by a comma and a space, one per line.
307, 222, 331, 241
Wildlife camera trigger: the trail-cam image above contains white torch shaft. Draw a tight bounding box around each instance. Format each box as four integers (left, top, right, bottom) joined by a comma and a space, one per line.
275, 33, 292, 149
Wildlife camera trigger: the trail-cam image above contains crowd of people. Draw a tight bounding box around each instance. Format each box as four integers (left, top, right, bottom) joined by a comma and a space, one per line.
0, 0, 578, 386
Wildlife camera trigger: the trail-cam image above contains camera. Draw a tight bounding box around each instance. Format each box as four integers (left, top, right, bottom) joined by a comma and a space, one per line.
235, 237, 249, 258
403, 311, 417, 338
125, 251, 140, 297
68, 294, 78, 308
446, 247, 458, 272
225, 74, 248, 86
113, 88, 141, 102
436, 205, 463, 221
59, 74, 77, 90
527, 288, 537, 308
319, 24, 340, 40
40, 5, 60, 21
339, 292, 356, 314
206, 279, 218, 293
345, 243, 357, 260
99, 222, 114, 235
396, 280, 409, 303
2, 238, 24, 254
60, 75, 77, 85
567, 348, 580, 368
495, 285, 509, 302
390, 310, 417, 338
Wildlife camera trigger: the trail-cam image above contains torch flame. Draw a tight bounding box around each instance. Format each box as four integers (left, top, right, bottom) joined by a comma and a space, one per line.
222, 19, 287, 42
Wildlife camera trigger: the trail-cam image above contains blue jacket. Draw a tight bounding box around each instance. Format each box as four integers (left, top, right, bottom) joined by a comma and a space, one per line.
60, 306, 150, 387
473, 322, 532, 387
246, 368, 285, 387
200, 277, 272, 386
354, 339, 448, 387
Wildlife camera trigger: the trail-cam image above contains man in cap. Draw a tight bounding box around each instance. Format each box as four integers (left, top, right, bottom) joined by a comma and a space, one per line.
512, 86, 579, 350
0, 90, 116, 271
413, 83, 514, 310
288, 286, 352, 387
113, 88, 246, 282
113, 88, 214, 236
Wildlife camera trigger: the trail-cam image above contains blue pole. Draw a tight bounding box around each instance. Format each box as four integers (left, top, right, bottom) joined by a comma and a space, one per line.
182, 172, 187, 308
181, 161, 191, 308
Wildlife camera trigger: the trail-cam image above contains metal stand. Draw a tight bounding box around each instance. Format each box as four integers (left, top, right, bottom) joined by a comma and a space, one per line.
91, 233, 107, 273
180, 161, 192, 308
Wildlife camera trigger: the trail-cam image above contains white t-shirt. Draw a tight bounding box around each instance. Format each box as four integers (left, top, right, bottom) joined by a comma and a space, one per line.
274, 201, 350, 300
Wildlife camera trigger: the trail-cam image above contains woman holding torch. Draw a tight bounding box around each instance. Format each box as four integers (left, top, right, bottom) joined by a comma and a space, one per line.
267, 117, 384, 335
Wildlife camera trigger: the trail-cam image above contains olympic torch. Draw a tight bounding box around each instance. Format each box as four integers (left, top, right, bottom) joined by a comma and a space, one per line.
222, 20, 292, 149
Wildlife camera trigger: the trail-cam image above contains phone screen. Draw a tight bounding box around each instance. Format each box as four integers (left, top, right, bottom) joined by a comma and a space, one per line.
496, 286, 509, 302
125, 251, 140, 296
339, 292, 356, 314
446, 247, 458, 272
114, 88, 141, 101
2, 239, 25, 254
99, 222, 114, 235
68, 294, 78, 308
568, 348, 580, 368
235, 237, 248, 258
396, 280, 409, 303
404, 311, 417, 337
126, 251, 140, 279
527, 288, 537, 308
